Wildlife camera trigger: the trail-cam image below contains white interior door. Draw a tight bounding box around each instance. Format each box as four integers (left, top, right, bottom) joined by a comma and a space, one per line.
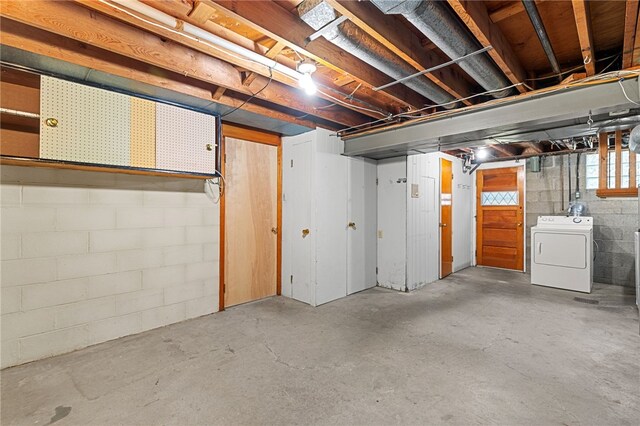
290, 141, 313, 304
347, 158, 377, 295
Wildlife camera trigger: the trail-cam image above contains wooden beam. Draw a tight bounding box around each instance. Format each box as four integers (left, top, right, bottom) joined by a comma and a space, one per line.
633, 6, 640, 67
622, 0, 639, 68
324, 0, 475, 104
615, 129, 622, 189
2, 1, 368, 127
242, 41, 286, 87
560, 72, 586, 84
490, 143, 521, 157
0, 18, 327, 131
489, 2, 525, 23
188, 0, 216, 24
447, 0, 527, 92
137, 0, 396, 115
200, 0, 431, 110
212, 86, 227, 100
571, 0, 595, 76
74, 0, 382, 120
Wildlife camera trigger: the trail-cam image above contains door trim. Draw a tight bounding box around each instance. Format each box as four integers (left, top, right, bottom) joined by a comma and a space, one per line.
219, 123, 282, 311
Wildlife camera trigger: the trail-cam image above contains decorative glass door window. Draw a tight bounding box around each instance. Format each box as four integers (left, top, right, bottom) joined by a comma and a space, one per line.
481, 191, 519, 206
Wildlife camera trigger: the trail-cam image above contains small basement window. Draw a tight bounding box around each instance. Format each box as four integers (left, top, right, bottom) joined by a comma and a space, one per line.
594, 130, 639, 198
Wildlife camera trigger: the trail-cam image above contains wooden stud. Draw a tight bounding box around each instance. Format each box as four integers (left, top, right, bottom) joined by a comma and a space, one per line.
325, 0, 475, 103
489, 2, 525, 23
448, 0, 528, 92
615, 130, 622, 189
630, 147, 637, 188
633, 8, 640, 67
212, 86, 227, 101
1, 18, 326, 131
598, 132, 608, 190
623, 0, 640, 69
571, 0, 596, 76
560, 73, 587, 84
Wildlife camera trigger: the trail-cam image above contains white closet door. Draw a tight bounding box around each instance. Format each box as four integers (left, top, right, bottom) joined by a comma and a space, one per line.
290, 141, 313, 305
40, 76, 130, 165
156, 103, 216, 174
347, 157, 378, 295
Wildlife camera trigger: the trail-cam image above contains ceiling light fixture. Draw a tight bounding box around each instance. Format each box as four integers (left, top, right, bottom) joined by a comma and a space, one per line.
296, 58, 317, 74
475, 147, 489, 160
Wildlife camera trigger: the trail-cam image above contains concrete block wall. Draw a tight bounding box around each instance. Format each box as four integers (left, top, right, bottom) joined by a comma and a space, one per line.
1, 166, 220, 368
525, 155, 638, 287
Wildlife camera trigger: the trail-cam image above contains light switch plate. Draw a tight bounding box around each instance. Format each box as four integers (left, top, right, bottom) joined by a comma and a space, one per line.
411, 183, 419, 198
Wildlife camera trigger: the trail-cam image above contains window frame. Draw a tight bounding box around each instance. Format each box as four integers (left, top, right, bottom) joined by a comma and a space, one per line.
596, 130, 638, 198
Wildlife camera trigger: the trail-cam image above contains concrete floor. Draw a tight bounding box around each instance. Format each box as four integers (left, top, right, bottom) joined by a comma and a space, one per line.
2, 267, 639, 425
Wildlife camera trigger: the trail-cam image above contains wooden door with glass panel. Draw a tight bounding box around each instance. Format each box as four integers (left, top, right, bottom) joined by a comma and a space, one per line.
476, 167, 525, 271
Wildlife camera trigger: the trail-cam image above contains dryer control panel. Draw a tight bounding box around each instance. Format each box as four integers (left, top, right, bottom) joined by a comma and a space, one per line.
536, 216, 593, 227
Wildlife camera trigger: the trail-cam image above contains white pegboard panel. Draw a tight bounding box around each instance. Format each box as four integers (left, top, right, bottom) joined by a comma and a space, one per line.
40, 76, 131, 166
156, 103, 217, 174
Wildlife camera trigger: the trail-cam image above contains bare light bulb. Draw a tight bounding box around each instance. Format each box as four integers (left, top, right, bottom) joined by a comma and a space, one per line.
299, 72, 317, 96
476, 147, 489, 160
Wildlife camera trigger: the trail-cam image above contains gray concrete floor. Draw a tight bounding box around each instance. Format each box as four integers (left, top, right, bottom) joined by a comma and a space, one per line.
2, 267, 639, 425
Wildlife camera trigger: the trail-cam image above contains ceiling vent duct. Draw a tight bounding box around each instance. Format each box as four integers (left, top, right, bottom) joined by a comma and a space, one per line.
370, 0, 514, 98
297, 0, 457, 108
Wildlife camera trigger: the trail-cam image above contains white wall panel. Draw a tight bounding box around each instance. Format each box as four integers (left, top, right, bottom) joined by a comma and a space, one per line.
377, 157, 407, 291
40, 76, 130, 166
452, 156, 474, 272
156, 103, 216, 174
314, 129, 347, 305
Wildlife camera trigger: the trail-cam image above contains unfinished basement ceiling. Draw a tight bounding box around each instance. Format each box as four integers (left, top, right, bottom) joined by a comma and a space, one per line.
0, 0, 636, 152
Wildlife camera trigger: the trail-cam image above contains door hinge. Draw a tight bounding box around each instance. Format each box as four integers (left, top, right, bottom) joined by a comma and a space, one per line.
375, 267, 378, 275
290, 159, 294, 168
376, 178, 379, 185
223, 283, 226, 293
290, 275, 293, 284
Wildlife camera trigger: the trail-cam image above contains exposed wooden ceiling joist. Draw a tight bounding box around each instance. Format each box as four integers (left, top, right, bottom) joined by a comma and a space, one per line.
1, 0, 368, 128
201, 0, 432, 111
623, 0, 640, 68
74, 0, 383, 121
571, 0, 596, 76
490, 143, 521, 157
447, 0, 527, 93
489, 2, 525, 24
324, 0, 475, 104
0, 18, 326, 130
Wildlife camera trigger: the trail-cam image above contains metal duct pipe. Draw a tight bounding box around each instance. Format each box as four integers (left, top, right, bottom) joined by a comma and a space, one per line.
297, 0, 457, 108
521, 0, 562, 77
370, 0, 514, 98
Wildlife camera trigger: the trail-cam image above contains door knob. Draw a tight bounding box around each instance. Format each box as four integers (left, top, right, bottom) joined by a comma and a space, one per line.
517, 222, 523, 227
45, 117, 58, 128
271, 227, 278, 235
348, 222, 356, 230
302, 228, 310, 238
439, 223, 447, 227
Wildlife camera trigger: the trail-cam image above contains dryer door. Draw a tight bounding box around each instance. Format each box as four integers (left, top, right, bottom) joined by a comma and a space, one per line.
533, 232, 587, 269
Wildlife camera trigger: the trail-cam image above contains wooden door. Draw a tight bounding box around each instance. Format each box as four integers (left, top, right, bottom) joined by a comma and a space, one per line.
476, 167, 525, 271
440, 158, 453, 278
224, 135, 278, 307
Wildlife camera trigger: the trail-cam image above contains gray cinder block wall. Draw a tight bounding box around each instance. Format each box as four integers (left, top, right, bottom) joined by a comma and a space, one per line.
525, 155, 638, 287
1, 166, 220, 368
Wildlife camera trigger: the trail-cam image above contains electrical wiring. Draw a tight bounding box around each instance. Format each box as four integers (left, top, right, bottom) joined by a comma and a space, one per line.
221, 68, 274, 117
524, 53, 620, 82
317, 89, 390, 117
618, 79, 640, 106
205, 174, 226, 204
